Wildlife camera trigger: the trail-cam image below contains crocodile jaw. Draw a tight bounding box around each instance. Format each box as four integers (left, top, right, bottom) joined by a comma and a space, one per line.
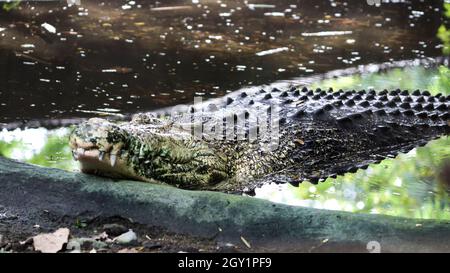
69, 118, 145, 181
70, 139, 141, 181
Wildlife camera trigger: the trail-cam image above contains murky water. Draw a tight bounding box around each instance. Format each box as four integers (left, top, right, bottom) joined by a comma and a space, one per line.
0, 0, 445, 127
1, 65, 449, 220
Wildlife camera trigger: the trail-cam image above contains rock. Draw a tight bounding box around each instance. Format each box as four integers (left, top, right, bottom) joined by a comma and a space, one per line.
33, 228, 70, 253
113, 230, 137, 245
82, 238, 108, 250
66, 239, 81, 252
67, 237, 108, 251
103, 223, 128, 237
94, 232, 109, 241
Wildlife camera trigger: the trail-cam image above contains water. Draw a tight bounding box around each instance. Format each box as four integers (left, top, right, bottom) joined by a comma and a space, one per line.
0, 0, 444, 127
1, 65, 449, 220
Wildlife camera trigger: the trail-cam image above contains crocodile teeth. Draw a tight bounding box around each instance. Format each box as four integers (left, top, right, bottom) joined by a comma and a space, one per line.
98, 151, 105, 161
110, 154, 117, 167
77, 147, 85, 155
72, 151, 79, 161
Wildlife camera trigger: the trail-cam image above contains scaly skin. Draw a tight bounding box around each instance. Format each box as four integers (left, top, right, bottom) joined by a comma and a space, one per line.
69, 87, 449, 193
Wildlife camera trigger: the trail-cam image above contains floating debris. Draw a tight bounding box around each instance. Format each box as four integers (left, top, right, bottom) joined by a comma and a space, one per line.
150, 6, 192, 12
101, 67, 133, 74
301, 31, 353, 37
256, 47, 289, 56
95, 108, 121, 113
247, 4, 276, 10
264, 12, 285, 17
76, 109, 124, 117
41, 23, 56, 34
20, 44, 35, 49
208, 35, 222, 40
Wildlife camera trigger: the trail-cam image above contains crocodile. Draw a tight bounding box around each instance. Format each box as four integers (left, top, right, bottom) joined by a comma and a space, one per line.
69, 87, 450, 193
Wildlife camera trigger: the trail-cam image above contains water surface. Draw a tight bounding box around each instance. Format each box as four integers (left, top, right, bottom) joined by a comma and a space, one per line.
0, 0, 445, 127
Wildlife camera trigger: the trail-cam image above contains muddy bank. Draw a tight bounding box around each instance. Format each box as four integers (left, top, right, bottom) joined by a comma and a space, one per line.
0, 156, 449, 252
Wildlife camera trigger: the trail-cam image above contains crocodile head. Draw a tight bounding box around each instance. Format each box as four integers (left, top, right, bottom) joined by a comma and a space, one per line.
69, 118, 141, 180
69, 116, 229, 188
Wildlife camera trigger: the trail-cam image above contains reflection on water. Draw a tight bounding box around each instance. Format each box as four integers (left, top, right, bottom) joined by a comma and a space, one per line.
0, 65, 449, 220
0, 126, 76, 171
310, 65, 450, 93
0, 0, 444, 127
256, 137, 450, 220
